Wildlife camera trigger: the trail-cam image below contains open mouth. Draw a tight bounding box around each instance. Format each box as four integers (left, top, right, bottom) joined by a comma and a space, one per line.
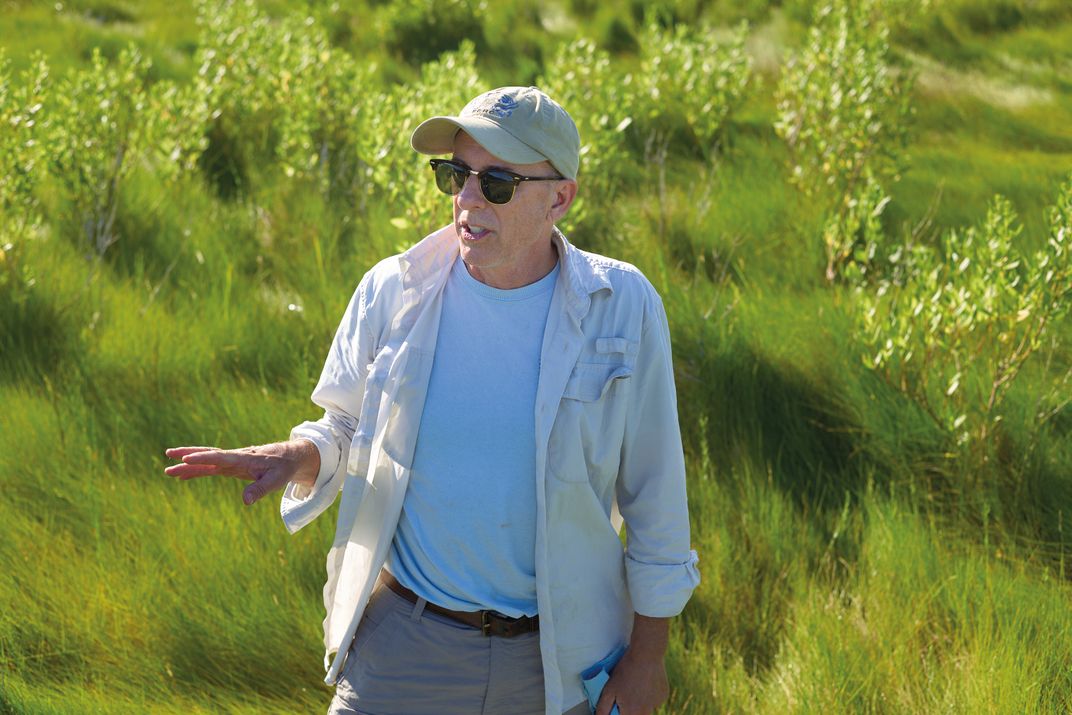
460, 222, 492, 241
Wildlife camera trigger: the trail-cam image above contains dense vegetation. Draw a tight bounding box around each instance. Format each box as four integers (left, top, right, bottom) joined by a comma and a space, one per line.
2, 0, 1072, 712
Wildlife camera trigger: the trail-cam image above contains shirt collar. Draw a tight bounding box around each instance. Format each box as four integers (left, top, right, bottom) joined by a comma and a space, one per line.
398, 224, 613, 322
551, 226, 613, 323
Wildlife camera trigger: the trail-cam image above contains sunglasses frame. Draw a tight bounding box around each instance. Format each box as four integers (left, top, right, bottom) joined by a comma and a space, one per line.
429, 159, 564, 205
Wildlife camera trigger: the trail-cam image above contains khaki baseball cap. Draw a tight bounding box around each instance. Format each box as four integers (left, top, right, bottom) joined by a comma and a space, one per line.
410, 86, 581, 180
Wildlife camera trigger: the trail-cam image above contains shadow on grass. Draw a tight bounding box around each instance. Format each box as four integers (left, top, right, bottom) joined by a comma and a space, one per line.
0, 288, 83, 387
680, 335, 862, 510
672, 324, 871, 675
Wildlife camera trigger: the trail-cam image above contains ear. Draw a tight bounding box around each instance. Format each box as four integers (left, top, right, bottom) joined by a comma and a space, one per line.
548, 179, 578, 223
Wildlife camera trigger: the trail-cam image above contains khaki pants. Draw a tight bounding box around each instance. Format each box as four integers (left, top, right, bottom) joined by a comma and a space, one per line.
327, 583, 590, 715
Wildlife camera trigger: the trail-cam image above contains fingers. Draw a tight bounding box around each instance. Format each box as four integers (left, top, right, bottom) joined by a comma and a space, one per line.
163, 444, 288, 506
179, 450, 246, 467
163, 447, 254, 479
595, 690, 618, 715
164, 446, 218, 459
163, 462, 233, 480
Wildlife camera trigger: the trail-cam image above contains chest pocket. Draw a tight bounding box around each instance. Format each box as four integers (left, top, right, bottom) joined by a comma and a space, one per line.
550, 337, 639, 486
562, 337, 639, 400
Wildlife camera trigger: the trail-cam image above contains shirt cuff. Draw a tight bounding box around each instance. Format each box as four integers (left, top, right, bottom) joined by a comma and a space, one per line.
279, 423, 344, 533
624, 550, 700, 618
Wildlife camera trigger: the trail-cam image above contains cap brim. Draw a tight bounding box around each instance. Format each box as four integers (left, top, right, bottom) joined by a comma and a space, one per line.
411, 116, 547, 166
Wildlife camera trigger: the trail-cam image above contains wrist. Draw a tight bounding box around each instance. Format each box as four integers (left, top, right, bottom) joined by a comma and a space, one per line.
289, 438, 321, 488
627, 614, 670, 659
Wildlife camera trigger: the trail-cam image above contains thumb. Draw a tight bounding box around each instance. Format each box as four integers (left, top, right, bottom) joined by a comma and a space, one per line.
242, 466, 288, 505
243, 481, 266, 505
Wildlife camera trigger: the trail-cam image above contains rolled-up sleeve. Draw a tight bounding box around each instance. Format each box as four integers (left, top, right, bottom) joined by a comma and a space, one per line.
281, 273, 376, 534
616, 288, 700, 617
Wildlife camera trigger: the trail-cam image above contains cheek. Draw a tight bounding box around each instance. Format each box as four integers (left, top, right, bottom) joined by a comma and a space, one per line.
534, 191, 556, 222
518, 194, 552, 225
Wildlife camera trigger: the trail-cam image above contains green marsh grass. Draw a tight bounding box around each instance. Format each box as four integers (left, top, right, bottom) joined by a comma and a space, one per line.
2, 1, 1072, 713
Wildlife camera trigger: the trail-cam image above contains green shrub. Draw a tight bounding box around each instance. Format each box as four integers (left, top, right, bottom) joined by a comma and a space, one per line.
628, 0, 708, 26
703, 0, 780, 24
830, 174, 891, 286
194, 0, 300, 194
0, 52, 48, 239
195, 0, 382, 203
638, 18, 752, 161
595, 13, 640, 55
540, 38, 636, 235
195, 0, 283, 125
0, 52, 49, 319
272, 21, 370, 203
856, 181, 1072, 472
775, 0, 915, 281
196, 2, 485, 232
785, 0, 934, 28
145, 80, 211, 182
477, 1, 546, 85
45, 45, 200, 255
379, 0, 486, 66
360, 41, 483, 237
42, 42, 207, 256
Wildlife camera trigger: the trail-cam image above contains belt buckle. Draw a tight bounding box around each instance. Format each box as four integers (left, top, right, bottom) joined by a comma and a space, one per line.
480, 611, 492, 637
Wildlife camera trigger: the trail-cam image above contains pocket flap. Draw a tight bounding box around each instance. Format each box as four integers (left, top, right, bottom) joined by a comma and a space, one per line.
563, 362, 633, 402
596, 337, 639, 357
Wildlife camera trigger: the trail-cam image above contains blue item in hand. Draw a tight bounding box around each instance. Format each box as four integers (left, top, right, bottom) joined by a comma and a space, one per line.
580, 645, 627, 714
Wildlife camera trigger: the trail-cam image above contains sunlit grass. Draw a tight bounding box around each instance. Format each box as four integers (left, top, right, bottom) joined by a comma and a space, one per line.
2, 1, 1072, 713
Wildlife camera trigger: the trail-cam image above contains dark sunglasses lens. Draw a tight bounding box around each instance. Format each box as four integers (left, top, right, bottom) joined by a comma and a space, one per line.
433, 162, 464, 195
481, 171, 516, 204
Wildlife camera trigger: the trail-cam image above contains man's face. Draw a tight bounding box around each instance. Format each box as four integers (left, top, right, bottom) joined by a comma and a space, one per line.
450, 131, 576, 289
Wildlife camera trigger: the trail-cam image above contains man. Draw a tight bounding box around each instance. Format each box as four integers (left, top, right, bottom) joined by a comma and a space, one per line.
165, 86, 699, 715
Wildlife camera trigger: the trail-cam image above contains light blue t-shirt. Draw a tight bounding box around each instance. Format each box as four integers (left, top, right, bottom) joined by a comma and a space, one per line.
385, 255, 560, 617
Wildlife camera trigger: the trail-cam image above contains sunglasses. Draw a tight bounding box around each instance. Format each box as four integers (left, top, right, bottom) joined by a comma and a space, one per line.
429, 159, 564, 205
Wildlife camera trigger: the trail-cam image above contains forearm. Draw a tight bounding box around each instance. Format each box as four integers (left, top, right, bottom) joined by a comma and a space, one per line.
628, 614, 670, 659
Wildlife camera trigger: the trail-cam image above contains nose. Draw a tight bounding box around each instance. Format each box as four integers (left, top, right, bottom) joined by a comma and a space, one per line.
455, 172, 486, 210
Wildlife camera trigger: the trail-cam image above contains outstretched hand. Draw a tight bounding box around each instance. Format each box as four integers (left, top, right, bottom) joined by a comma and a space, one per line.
163, 439, 320, 505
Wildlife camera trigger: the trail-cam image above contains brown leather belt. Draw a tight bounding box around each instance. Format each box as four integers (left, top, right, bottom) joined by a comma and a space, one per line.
380, 571, 539, 638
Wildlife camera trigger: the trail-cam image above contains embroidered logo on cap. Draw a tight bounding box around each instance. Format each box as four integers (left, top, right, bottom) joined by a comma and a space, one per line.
491, 94, 518, 117
472, 92, 519, 119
